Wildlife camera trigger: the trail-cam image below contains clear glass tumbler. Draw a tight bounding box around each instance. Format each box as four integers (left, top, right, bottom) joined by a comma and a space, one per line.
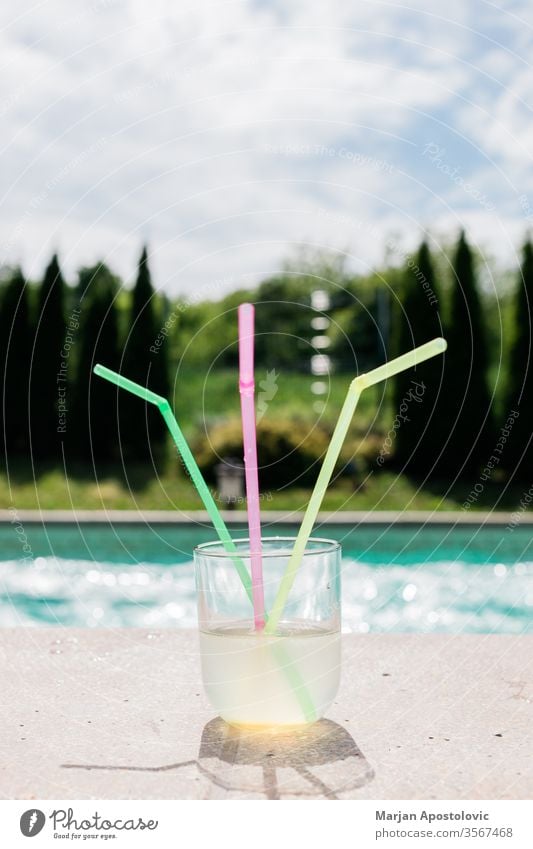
194, 537, 341, 727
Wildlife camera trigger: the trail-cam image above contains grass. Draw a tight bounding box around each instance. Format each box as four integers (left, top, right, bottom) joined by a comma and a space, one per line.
1, 370, 528, 514
173, 369, 389, 437
0, 461, 528, 513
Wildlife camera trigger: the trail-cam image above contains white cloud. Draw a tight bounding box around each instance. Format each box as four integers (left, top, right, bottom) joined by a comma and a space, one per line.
0, 0, 531, 292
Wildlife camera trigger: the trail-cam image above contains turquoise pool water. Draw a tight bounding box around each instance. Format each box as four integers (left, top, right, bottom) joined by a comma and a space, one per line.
0, 521, 531, 633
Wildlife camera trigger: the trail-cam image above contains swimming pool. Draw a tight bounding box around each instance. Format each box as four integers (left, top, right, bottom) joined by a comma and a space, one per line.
1, 521, 531, 633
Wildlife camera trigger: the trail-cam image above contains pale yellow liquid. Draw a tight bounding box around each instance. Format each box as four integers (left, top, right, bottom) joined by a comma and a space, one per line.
199, 622, 341, 727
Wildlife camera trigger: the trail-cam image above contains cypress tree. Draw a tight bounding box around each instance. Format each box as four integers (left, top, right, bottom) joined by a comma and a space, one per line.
70, 263, 121, 463
391, 241, 445, 475
120, 247, 169, 460
437, 231, 493, 477
502, 239, 533, 479
29, 254, 66, 461
0, 268, 32, 459
155, 293, 171, 406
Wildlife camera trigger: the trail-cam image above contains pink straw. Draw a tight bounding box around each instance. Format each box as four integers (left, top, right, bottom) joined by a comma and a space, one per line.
238, 303, 265, 630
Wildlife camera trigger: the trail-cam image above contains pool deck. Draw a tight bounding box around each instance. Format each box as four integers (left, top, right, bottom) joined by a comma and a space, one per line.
1, 629, 531, 800
1, 508, 531, 526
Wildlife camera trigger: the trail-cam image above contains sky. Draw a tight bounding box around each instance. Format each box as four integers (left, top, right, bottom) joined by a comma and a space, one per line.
1, 0, 533, 297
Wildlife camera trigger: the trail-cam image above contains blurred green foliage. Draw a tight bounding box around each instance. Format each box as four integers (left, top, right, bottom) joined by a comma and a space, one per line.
1, 234, 532, 495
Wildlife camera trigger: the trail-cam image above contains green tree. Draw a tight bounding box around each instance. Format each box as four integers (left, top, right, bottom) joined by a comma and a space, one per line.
254, 276, 317, 370
120, 246, 169, 460
502, 238, 533, 479
70, 263, 121, 463
437, 231, 494, 477
329, 274, 389, 373
0, 268, 32, 459
155, 292, 170, 406
391, 241, 445, 475
29, 254, 66, 460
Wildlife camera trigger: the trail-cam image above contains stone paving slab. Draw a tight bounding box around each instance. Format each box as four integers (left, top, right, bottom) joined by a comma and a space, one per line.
0, 629, 531, 799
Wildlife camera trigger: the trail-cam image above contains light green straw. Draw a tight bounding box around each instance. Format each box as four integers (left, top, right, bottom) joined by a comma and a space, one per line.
264, 337, 447, 635
94, 364, 316, 722
93, 364, 252, 599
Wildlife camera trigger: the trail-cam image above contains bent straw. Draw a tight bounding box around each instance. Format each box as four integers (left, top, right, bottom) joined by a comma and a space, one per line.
238, 303, 265, 630
94, 363, 316, 721
93, 364, 252, 598
264, 337, 447, 635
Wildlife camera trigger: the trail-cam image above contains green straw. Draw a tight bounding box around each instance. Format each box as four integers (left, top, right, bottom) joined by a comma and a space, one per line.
93, 364, 252, 599
94, 363, 316, 722
264, 337, 447, 635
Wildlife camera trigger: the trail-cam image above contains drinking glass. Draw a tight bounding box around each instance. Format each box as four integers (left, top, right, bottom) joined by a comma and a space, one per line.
194, 537, 341, 727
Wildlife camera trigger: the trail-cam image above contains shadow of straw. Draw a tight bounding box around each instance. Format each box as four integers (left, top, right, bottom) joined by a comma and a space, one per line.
62, 717, 374, 800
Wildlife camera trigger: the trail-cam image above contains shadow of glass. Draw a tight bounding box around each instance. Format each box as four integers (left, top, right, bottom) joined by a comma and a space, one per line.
62, 717, 374, 800
197, 717, 374, 799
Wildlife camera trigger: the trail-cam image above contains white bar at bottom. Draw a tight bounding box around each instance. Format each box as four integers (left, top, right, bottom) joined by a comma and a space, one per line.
1, 799, 532, 848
